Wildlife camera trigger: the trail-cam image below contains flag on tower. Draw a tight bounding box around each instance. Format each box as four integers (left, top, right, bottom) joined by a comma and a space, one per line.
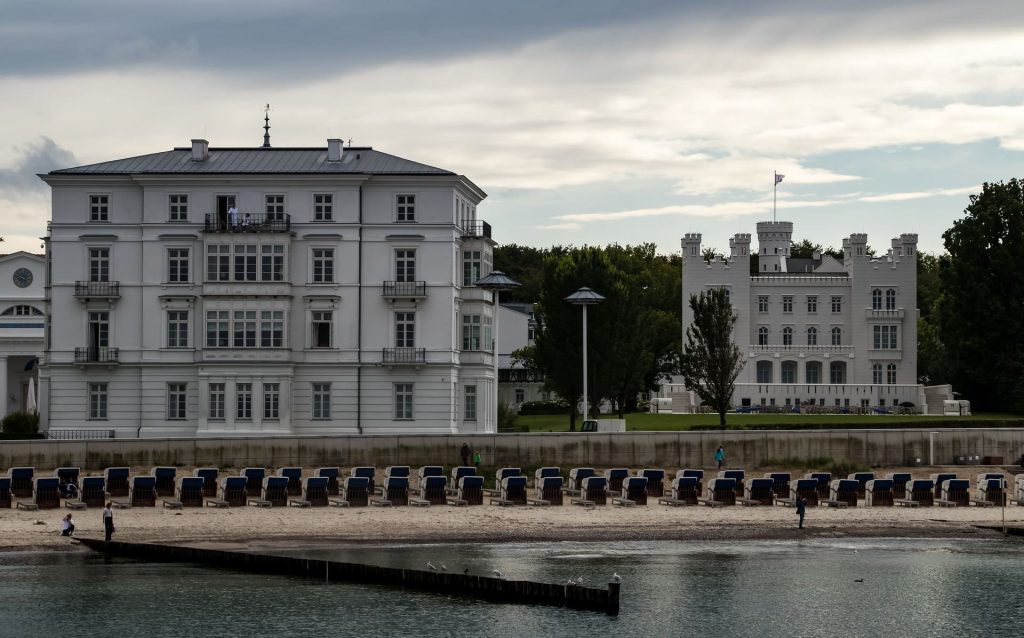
775, 173, 785, 185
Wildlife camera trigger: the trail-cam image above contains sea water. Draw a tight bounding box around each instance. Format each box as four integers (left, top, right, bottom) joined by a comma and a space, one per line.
1, 539, 1021, 637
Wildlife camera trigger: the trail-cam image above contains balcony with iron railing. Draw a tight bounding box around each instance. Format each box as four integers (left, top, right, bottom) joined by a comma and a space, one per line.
499, 369, 544, 383
382, 280, 427, 299
204, 213, 291, 233
74, 347, 120, 364
382, 347, 426, 365
74, 281, 120, 299
461, 220, 491, 239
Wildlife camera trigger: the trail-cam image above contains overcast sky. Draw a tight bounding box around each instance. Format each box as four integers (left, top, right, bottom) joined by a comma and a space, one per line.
2, 0, 1023, 256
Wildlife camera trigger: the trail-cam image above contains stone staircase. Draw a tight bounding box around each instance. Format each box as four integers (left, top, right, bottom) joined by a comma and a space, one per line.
670, 391, 693, 414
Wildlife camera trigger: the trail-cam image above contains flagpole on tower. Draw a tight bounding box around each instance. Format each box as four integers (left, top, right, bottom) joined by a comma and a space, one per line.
773, 171, 785, 223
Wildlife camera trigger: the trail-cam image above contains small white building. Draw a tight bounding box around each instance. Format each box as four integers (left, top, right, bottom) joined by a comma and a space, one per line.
39, 137, 500, 437
0, 251, 45, 419
670, 221, 927, 411
497, 302, 546, 408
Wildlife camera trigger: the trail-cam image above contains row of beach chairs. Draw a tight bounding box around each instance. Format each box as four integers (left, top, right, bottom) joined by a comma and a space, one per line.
1, 465, 1019, 511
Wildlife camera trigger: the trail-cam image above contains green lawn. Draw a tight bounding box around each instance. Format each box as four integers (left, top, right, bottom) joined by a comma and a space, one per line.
515, 411, 1024, 432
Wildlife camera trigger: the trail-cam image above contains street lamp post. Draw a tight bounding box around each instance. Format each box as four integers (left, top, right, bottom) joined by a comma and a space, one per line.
565, 287, 605, 425
474, 271, 521, 433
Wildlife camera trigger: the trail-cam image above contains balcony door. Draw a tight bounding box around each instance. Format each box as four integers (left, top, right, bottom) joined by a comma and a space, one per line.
216, 195, 236, 230
88, 311, 109, 357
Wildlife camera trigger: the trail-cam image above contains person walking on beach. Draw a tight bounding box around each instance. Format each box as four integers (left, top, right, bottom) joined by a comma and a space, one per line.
60, 514, 75, 537
103, 502, 115, 542
472, 449, 482, 468
714, 445, 726, 470
795, 495, 806, 529
460, 442, 471, 467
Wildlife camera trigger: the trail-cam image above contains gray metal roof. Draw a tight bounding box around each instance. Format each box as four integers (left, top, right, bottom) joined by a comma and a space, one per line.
48, 147, 455, 176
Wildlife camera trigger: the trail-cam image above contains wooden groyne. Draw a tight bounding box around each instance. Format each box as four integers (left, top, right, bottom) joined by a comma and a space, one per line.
78, 538, 620, 615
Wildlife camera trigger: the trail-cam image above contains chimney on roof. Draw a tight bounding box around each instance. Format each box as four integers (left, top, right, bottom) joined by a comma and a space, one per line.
327, 138, 343, 162
191, 139, 209, 162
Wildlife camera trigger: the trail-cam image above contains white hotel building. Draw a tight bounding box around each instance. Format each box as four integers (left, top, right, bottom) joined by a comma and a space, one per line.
39, 138, 500, 437
671, 221, 930, 411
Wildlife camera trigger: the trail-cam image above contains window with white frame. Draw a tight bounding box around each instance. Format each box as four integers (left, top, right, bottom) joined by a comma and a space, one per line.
232, 311, 257, 348
756, 361, 772, 383
263, 383, 280, 420
89, 194, 109, 222
1, 305, 43, 316
782, 295, 793, 313
757, 295, 769, 313
805, 361, 821, 384
462, 315, 483, 350
515, 388, 525, 404
394, 383, 414, 419
781, 361, 796, 383
871, 288, 882, 310
313, 193, 333, 222
167, 383, 187, 419
168, 248, 190, 283
886, 363, 897, 384
872, 363, 883, 384
236, 383, 252, 419
207, 245, 230, 281
260, 311, 284, 348
88, 311, 109, 348
233, 244, 257, 281
396, 194, 415, 222
89, 247, 110, 282
312, 248, 334, 283
885, 288, 897, 311
169, 194, 189, 222
395, 249, 416, 282
831, 295, 842, 313
807, 326, 817, 346
312, 383, 331, 419
396, 312, 415, 348
782, 326, 793, 346
265, 194, 285, 221
464, 385, 477, 421
463, 250, 481, 286
873, 325, 898, 349
206, 311, 229, 347
829, 361, 846, 384
260, 244, 285, 281
311, 311, 332, 348
167, 310, 189, 348
831, 326, 842, 346
757, 326, 769, 346
88, 383, 108, 419
806, 295, 817, 313
209, 383, 225, 420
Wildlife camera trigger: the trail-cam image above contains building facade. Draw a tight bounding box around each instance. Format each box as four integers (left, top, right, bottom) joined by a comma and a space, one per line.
0, 252, 45, 419
40, 138, 499, 437
496, 302, 546, 409
672, 221, 925, 410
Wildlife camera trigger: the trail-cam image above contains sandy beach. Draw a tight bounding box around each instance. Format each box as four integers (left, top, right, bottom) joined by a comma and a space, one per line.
3, 466, 1021, 552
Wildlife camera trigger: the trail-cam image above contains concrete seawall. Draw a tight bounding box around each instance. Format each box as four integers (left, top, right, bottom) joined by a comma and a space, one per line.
77, 538, 620, 615
2, 429, 1023, 470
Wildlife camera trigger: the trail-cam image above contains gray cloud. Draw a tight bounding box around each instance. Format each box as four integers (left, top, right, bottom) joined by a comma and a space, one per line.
0, 137, 77, 195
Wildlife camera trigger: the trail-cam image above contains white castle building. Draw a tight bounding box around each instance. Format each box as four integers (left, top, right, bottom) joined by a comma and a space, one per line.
39, 135, 500, 437
0, 251, 45, 419
671, 220, 929, 411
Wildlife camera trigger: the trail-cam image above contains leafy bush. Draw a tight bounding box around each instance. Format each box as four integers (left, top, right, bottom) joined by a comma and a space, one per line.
517, 399, 571, 415
1, 411, 40, 437
497, 402, 520, 433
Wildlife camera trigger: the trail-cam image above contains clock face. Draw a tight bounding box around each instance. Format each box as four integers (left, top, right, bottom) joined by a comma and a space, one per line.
13, 268, 33, 288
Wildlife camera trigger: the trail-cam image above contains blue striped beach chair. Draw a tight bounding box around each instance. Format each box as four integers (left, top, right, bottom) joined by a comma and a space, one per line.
241, 468, 266, 497
174, 477, 205, 507
278, 467, 303, 496
639, 469, 665, 497
616, 476, 648, 506
453, 475, 484, 506
104, 467, 130, 497
743, 478, 774, 506
316, 467, 340, 495
80, 476, 106, 507
194, 468, 219, 497
886, 473, 912, 500
864, 479, 894, 506
151, 467, 177, 497
9, 467, 35, 498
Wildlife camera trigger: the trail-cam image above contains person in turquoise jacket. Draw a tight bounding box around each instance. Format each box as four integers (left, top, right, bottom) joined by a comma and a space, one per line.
714, 445, 726, 469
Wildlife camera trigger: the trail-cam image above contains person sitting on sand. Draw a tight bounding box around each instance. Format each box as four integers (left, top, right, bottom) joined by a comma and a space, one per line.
60, 513, 75, 537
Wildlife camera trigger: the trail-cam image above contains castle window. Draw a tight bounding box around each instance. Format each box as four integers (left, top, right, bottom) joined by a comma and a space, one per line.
885, 288, 897, 311
758, 326, 769, 346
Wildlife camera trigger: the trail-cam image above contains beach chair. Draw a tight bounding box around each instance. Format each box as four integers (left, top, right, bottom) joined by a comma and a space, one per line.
104, 467, 130, 497
125, 476, 157, 507
0, 477, 10, 508
898, 479, 934, 507
531, 476, 564, 506
534, 467, 561, 487
332, 476, 370, 507
573, 476, 608, 506
929, 473, 956, 500
241, 468, 266, 497
415, 475, 448, 506
417, 466, 444, 489
255, 476, 289, 507
55, 467, 81, 498
194, 468, 219, 497
385, 466, 411, 484
30, 477, 61, 510
173, 476, 205, 508
151, 467, 177, 497
784, 479, 819, 507
316, 467, 341, 496
615, 477, 648, 506
493, 476, 527, 506
639, 469, 666, 497
864, 479, 894, 506
677, 469, 704, 496
886, 473, 912, 500
494, 468, 522, 493
703, 478, 736, 507
976, 478, 1007, 506
451, 475, 484, 506
567, 468, 596, 495
806, 472, 832, 500
278, 467, 303, 496
377, 476, 410, 507
742, 478, 774, 506
828, 479, 858, 507
936, 479, 970, 507
210, 476, 248, 507
451, 466, 476, 483
765, 473, 791, 499
660, 477, 699, 506
718, 470, 746, 498
9, 467, 35, 498
1016, 476, 1024, 506
80, 476, 106, 508
292, 476, 330, 507
605, 468, 629, 496
848, 472, 874, 499
351, 467, 376, 495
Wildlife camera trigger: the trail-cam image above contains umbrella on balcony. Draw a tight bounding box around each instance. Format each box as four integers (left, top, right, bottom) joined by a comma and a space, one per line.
26, 377, 37, 414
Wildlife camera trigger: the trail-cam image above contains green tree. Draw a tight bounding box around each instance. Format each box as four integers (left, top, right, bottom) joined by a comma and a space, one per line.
678, 289, 744, 427
789, 239, 823, 258
493, 244, 562, 303
938, 179, 1024, 412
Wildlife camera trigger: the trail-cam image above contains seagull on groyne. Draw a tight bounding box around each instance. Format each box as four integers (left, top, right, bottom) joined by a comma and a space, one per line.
427, 562, 437, 571
567, 578, 577, 586
440, 563, 448, 571
464, 568, 470, 575
493, 569, 505, 579
577, 575, 584, 585
612, 573, 623, 582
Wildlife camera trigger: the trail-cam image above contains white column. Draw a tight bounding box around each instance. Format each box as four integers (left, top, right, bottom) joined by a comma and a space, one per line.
0, 356, 8, 420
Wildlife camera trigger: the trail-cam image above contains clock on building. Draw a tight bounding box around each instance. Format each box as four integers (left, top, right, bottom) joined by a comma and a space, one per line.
13, 267, 33, 288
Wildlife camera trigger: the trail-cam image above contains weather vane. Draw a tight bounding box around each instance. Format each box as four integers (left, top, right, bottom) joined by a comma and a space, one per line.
262, 103, 272, 148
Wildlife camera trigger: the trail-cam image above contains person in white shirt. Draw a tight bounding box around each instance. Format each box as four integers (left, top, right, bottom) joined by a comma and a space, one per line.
227, 205, 239, 229
61, 513, 75, 536
103, 503, 114, 541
